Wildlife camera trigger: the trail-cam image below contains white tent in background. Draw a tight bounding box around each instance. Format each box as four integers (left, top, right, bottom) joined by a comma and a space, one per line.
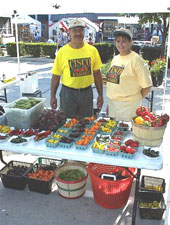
12, 15, 41, 39
49, 17, 98, 42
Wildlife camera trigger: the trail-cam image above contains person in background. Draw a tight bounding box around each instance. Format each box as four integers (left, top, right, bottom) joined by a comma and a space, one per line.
145, 28, 150, 41
106, 27, 152, 122
88, 37, 94, 45
50, 18, 103, 118
95, 29, 103, 43
34, 26, 39, 42
57, 27, 68, 50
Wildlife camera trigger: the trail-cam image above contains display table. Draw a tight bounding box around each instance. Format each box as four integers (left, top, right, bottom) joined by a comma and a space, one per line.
0, 135, 163, 225
0, 79, 20, 102
0, 138, 163, 170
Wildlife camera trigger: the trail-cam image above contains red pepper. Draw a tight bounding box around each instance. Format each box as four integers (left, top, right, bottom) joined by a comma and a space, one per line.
152, 117, 163, 127
136, 106, 150, 116
142, 115, 152, 122
34, 130, 51, 141
147, 112, 157, 120
23, 129, 34, 137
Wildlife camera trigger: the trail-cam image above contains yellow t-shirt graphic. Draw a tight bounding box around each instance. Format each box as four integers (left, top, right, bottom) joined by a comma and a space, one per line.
69, 57, 91, 77
107, 65, 124, 84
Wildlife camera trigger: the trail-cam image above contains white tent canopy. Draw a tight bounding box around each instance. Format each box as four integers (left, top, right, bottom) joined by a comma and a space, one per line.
49, 17, 98, 42
12, 15, 41, 26
12, 15, 41, 38
0, 0, 169, 15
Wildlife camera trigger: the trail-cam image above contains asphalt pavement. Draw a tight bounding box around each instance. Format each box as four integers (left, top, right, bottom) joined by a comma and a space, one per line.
0, 56, 170, 225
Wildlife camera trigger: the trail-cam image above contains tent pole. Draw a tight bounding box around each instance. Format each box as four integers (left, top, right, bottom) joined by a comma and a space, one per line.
14, 10, 21, 75
162, 16, 170, 114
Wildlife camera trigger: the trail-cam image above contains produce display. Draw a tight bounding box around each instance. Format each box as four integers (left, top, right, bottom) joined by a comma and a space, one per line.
1, 105, 169, 161
58, 169, 85, 181
32, 109, 66, 132
139, 201, 160, 208
6, 165, 29, 176
10, 136, 28, 144
12, 98, 41, 109
143, 148, 159, 158
27, 168, 54, 181
132, 106, 169, 146
134, 106, 169, 127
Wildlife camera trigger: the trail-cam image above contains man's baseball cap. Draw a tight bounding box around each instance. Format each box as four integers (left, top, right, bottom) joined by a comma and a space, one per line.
69, 18, 86, 29
114, 27, 132, 39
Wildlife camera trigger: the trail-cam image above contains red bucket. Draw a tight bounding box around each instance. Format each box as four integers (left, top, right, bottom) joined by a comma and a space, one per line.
88, 163, 136, 209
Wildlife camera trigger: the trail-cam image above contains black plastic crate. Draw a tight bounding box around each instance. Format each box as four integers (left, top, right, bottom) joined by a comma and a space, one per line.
141, 175, 165, 193
138, 191, 166, 220
0, 160, 32, 190
25, 163, 59, 195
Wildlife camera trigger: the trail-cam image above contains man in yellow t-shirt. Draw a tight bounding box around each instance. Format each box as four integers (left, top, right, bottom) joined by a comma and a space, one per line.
51, 18, 103, 117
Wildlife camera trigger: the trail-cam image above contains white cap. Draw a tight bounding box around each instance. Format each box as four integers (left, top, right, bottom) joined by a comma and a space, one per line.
69, 19, 85, 29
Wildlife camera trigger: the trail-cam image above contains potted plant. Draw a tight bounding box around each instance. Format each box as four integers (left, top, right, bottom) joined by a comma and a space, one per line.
150, 57, 167, 87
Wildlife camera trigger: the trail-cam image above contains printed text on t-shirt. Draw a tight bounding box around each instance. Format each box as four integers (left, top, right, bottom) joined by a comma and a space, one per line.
69, 58, 91, 77
106, 65, 124, 84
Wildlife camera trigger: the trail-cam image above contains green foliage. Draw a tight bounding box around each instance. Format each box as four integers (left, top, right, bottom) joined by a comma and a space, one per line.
6, 42, 58, 58
6, 42, 26, 57
142, 46, 161, 62
150, 57, 166, 77
101, 61, 111, 77
138, 13, 170, 26
40, 43, 58, 59
93, 43, 115, 63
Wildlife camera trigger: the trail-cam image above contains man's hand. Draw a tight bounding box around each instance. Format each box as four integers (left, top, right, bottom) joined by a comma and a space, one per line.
97, 95, 103, 109
50, 74, 61, 109
50, 96, 57, 109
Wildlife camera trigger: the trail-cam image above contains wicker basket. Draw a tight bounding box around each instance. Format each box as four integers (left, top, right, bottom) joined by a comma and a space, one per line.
132, 120, 166, 147
54, 163, 88, 199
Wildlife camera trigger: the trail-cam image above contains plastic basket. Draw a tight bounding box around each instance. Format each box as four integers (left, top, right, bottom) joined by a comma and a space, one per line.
4, 97, 46, 129
88, 163, 136, 209
138, 191, 166, 220
0, 160, 32, 190
140, 175, 165, 193
25, 163, 57, 194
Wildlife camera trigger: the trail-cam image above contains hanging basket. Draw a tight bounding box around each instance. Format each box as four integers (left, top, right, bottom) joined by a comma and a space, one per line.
151, 71, 164, 87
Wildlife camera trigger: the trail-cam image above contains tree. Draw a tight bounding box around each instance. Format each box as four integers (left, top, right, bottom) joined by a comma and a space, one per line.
137, 13, 169, 57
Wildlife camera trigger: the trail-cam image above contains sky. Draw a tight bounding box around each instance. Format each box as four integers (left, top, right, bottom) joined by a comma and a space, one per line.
0, 0, 170, 16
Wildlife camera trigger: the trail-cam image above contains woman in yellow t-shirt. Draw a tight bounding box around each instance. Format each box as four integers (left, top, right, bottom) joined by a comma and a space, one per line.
106, 28, 152, 122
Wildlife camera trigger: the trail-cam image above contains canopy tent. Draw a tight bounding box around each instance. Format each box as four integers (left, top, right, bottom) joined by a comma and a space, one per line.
0, 0, 170, 15
49, 17, 98, 42
12, 15, 41, 39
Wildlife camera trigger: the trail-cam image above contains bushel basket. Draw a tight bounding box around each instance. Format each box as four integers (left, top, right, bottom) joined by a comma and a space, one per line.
55, 163, 88, 199
132, 119, 166, 147
88, 163, 136, 209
